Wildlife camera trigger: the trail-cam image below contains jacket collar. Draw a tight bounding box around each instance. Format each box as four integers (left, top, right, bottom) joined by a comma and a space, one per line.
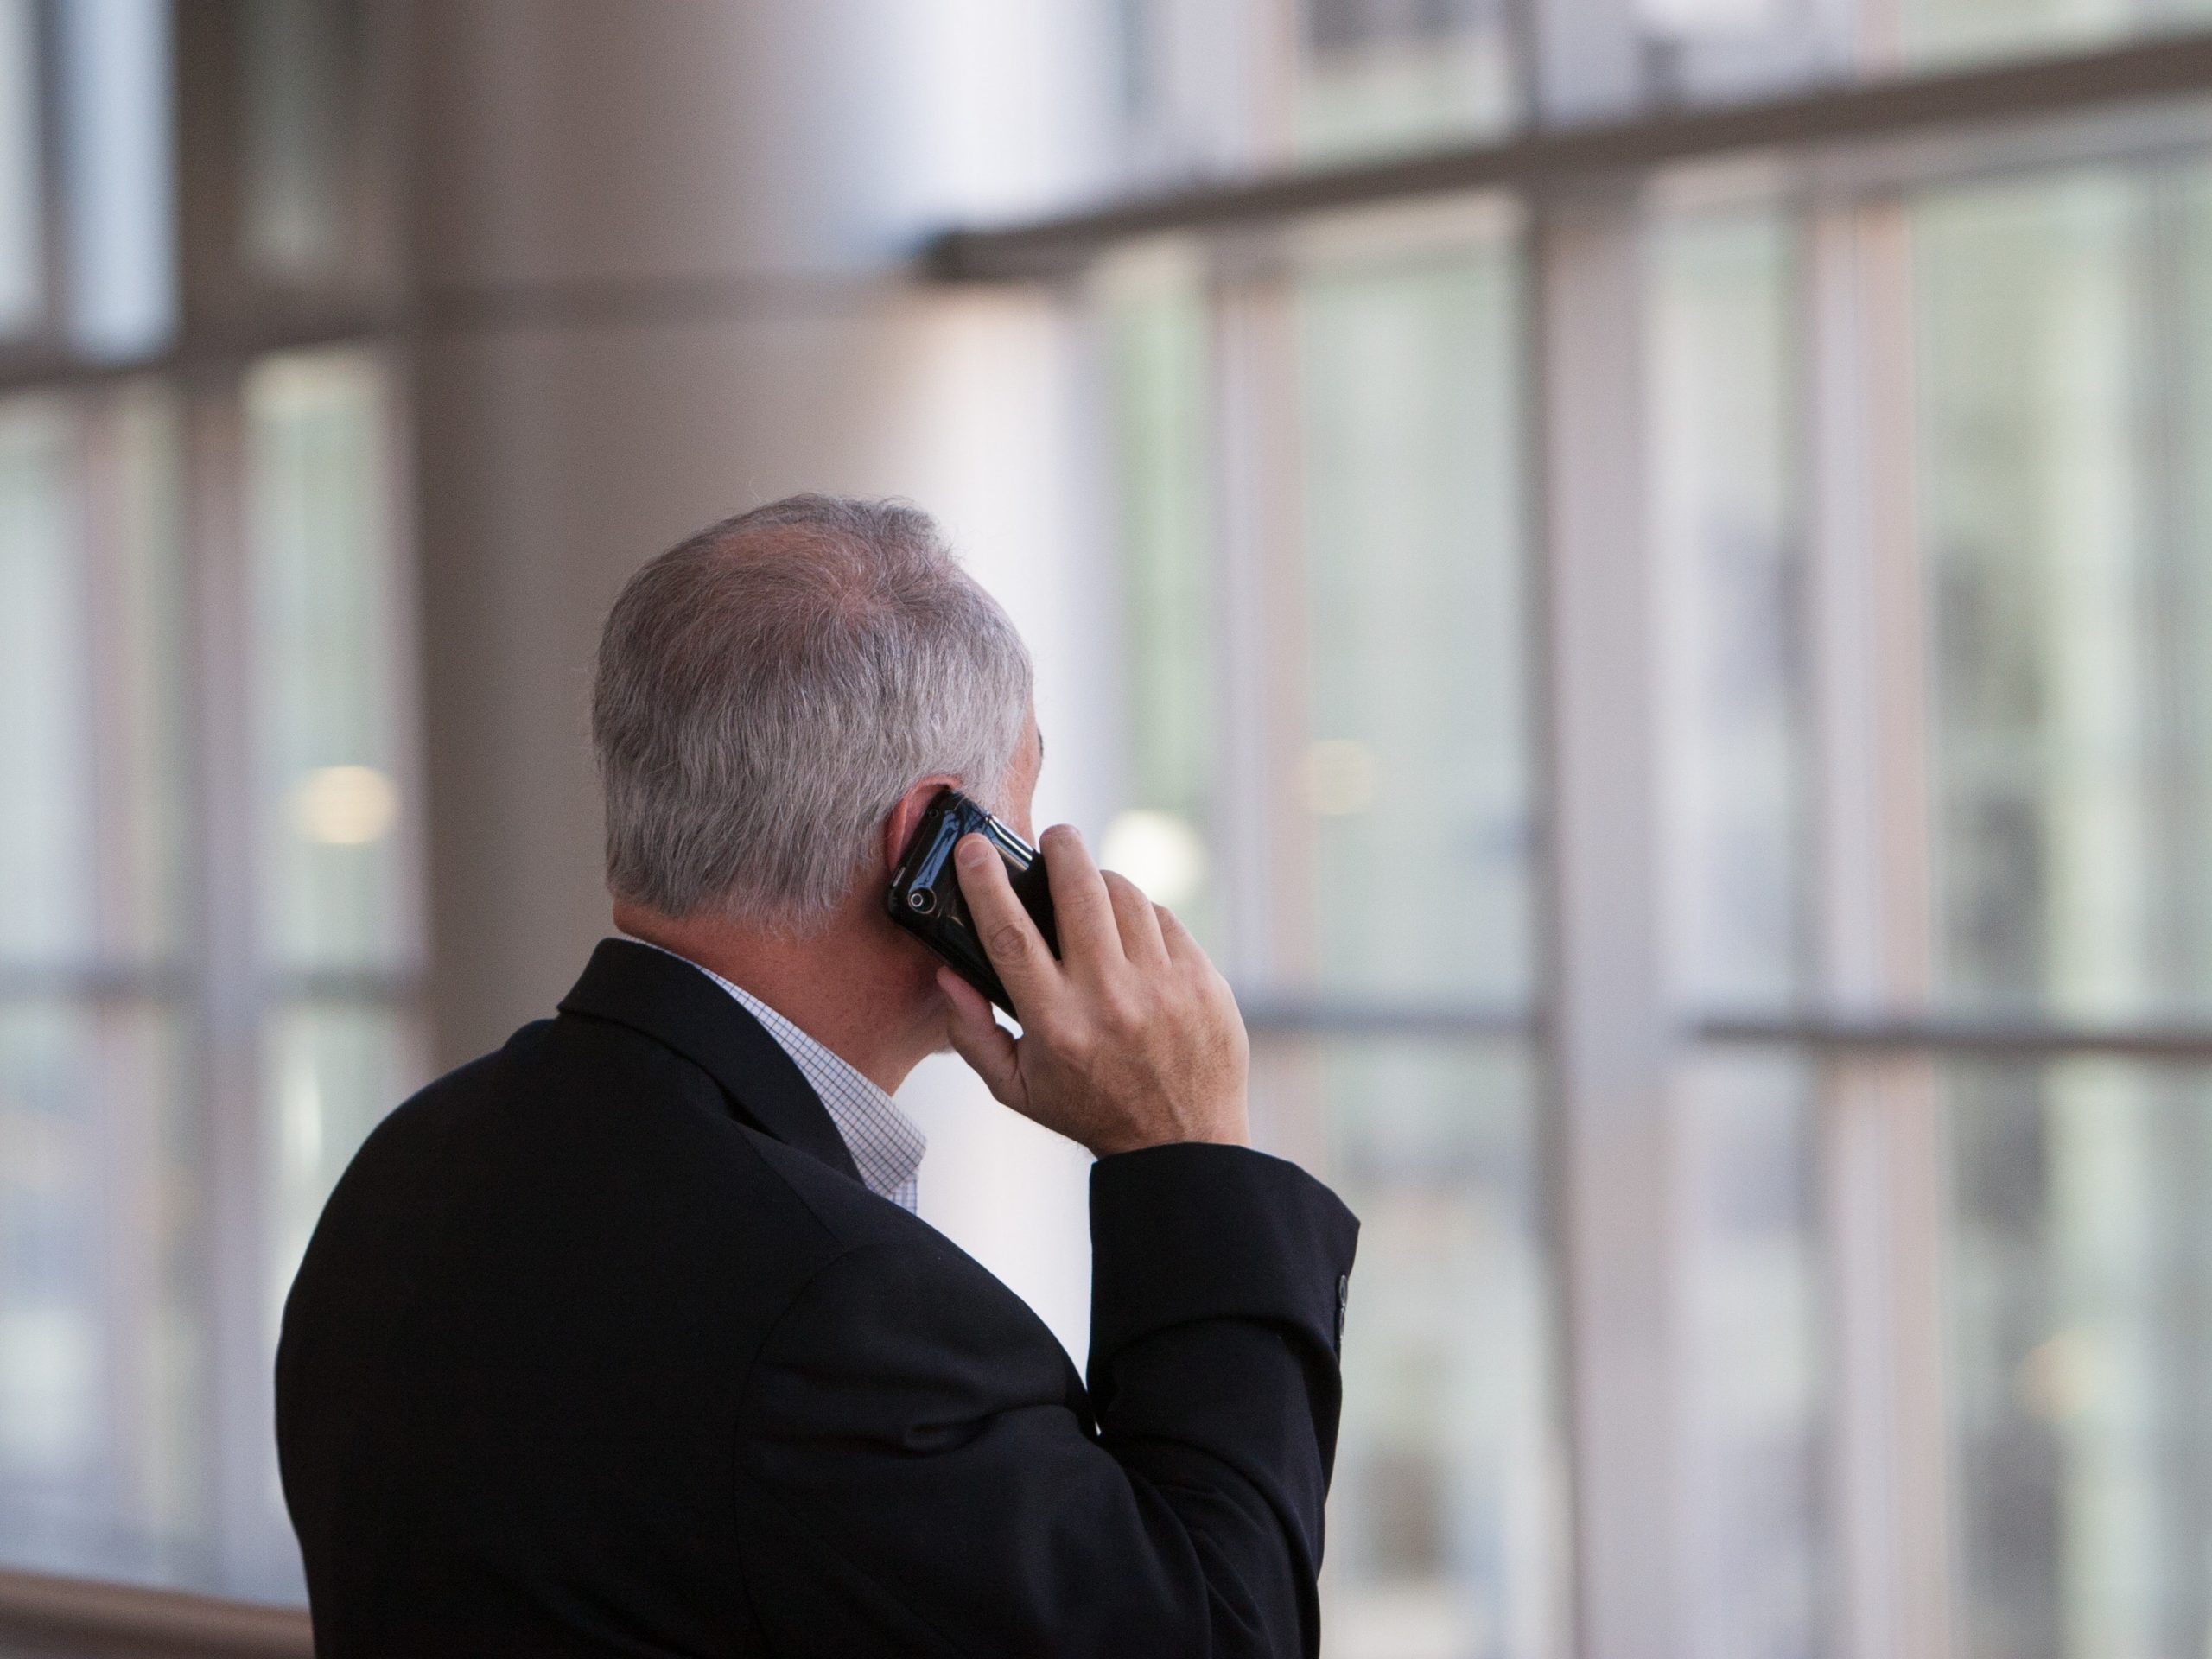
556, 937, 863, 1185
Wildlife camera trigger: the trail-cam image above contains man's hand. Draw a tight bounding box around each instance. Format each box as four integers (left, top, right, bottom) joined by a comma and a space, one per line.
938, 825, 1250, 1158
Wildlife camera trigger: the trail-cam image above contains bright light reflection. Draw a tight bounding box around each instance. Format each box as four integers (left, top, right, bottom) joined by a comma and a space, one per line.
1100, 808, 1208, 910
290, 764, 398, 846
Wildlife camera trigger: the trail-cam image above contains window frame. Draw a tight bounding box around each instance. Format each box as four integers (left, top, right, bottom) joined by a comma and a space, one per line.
0, 0, 423, 1603
1003, 22, 2212, 1659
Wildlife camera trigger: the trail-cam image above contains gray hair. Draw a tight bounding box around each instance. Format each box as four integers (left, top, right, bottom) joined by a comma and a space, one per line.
592, 494, 1033, 931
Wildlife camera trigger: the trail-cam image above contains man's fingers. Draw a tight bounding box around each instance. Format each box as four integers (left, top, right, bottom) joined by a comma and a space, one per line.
1156, 904, 1203, 964
952, 835, 1060, 1015
1103, 872, 1168, 966
1039, 825, 1123, 976
938, 968, 1025, 1108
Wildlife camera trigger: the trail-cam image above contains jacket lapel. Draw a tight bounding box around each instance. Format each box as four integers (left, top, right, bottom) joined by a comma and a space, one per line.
556, 938, 863, 1185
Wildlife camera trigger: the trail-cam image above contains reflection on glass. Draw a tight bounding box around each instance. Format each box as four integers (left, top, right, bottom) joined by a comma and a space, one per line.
247, 350, 410, 973
1297, 0, 1515, 162
1296, 232, 1529, 1003
0, 0, 40, 336
1916, 168, 2212, 1023
1650, 210, 1806, 1011
1252, 1038, 1558, 1659
1944, 1058, 2212, 1659
1678, 1052, 1825, 1659
1109, 252, 1221, 947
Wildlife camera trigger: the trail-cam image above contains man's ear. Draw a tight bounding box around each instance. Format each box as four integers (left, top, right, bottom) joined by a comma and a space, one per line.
880, 775, 962, 874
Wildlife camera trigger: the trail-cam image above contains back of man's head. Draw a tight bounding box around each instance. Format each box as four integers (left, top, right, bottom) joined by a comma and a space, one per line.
592, 494, 1033, 935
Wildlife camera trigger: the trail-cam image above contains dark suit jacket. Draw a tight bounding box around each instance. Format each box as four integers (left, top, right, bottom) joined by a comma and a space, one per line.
276, 938, 1359, 1656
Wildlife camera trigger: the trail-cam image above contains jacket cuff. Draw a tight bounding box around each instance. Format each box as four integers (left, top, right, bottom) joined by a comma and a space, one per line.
1087, 1143, 1359, 1379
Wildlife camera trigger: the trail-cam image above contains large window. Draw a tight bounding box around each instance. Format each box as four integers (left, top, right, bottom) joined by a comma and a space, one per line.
7, 0, 2212, 1646
1108, 0, 2212, 187
0, 0, 418, 1603
1086, 12, 2212, 1659
1105, 211, 1562, 1656
1655, 154, 2212, 1659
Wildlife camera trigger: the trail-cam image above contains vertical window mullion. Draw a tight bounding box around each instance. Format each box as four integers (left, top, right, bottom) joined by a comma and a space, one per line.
1208, 243, 1301, 989
179, 366, 269, 1589
1804, 191, 1956, 1659
1532, 186, 1686, 1659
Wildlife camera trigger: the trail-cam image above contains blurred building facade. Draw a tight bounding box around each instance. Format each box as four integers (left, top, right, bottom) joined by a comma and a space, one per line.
8, 3, 2212, 1659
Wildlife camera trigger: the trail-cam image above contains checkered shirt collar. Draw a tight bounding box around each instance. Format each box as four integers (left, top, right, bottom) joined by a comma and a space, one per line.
621, 938, 927, 1211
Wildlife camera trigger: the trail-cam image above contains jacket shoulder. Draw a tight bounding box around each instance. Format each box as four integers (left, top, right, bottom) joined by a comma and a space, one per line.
731, 1116, 988, 1278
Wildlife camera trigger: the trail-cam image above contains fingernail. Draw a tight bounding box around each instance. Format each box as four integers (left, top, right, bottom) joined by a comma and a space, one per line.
957, 835, 989, 868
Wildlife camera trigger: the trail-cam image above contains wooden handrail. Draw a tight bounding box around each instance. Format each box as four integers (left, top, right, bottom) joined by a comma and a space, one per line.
0, 1567, 311, 1658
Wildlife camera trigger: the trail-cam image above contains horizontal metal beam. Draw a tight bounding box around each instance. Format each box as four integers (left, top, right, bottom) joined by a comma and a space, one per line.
1699, 1011, 2212, 1063
0, 274, 863, 399
1228, 1000, 2212, 1060
926, 31, 2212, 280
1238, 995, 1533, 1039
0, 313, 397, 399
0, 963, 191, 1001
0, 964, 423, 1003
0, 1567, 309, 1657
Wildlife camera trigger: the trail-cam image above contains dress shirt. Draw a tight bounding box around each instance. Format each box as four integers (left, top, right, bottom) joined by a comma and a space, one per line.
625, 938, 926, 1211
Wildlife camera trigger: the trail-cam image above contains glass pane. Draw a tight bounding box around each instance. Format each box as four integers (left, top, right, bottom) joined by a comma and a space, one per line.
1942, 1058, 2212, 1659
0, 1001, 202, 1583
264, 1001, 413, 1345
0, 387, 188, 970
1114, 0, 1514, 185
1900, 0, 2212, 72
1294, 229, 1530, 1005
1295, 0, 1516, 163
1916, 166, 2212, 1025
55, 0, 175, 359
0, 0, 40, 336
1105, 251, 1221, 949
0, 397, 95, 962
0, 384, 196, 1590
1252, 1036, 1560, 1659
241, 0, 368, 288
1650, 209, 1807, 1011
103, 385, 191, 963
247, 349, 414, 975
1631, 0, 1848, 108
1679, 1051, 1827, 1659
0, 1006, 105, 1516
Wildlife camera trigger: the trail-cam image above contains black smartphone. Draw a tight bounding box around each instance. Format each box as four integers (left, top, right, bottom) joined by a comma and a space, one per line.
886, 790, 1059, 1017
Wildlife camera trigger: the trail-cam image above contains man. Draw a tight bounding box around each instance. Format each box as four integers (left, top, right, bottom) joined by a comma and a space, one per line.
276, 495, 1358, 1656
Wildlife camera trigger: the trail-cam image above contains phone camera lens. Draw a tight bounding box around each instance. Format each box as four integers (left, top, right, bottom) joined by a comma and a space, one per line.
907, 888, 938, 916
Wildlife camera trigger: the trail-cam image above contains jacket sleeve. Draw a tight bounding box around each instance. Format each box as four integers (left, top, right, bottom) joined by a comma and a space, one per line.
730, 1143, 1359, 1658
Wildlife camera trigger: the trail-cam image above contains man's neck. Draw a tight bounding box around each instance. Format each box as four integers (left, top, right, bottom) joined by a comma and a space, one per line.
613, 898, 935, 1096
